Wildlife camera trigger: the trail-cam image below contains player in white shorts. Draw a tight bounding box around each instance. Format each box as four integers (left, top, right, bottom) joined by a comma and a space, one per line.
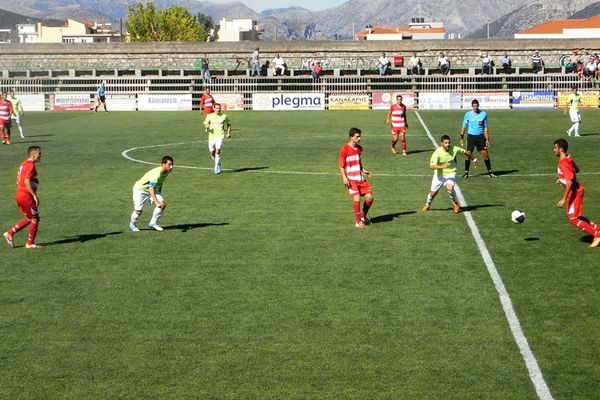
565, 85, 582, 137
203, 103, 232, 174
7, 91, 24, 139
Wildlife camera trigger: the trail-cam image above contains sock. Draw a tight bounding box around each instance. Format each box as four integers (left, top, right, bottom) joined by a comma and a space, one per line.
570, 216, 597, 236
353, 201, 361, 223
215, 154, 221, 169
391, 137, 398, 149
464, 159, 471, 172
27, 221, 38, 245
568, 124, 574, 134
9, 218, 31, 235
447, 189, 459, 204
426, 193, 433, 206
130, 211, 140, 225
485, 159, 492, 172
401, 139, 407, 152
18, 125, 23, 136
574, 122, 579, 135
150, 207, 163, 225
363, 198, 373, 218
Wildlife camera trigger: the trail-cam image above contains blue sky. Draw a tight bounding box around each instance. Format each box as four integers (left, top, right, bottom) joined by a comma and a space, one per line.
239, 0, 347, 12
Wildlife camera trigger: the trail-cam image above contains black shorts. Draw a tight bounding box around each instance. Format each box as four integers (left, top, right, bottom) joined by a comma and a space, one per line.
467, 134, 487, 152
99, 95, 106, 102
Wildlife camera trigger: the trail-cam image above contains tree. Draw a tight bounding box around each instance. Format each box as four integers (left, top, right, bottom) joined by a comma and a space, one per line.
126, 2, 207, 42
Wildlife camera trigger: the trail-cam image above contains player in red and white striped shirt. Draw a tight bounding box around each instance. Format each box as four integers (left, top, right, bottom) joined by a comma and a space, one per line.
0, 91, 14, 145
386, 94, 409, 156
339, 127, 374, 229
200, 87, 215, 115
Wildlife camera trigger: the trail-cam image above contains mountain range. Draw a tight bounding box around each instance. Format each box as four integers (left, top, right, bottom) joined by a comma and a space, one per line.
1, 0, 599, 39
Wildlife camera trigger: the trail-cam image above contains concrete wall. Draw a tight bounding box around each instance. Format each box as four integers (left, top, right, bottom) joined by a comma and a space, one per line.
1, 38, 600, 72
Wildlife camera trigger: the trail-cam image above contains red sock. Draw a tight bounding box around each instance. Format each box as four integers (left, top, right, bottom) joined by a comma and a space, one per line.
27, 222, 38, 245
9, 218, 31, 235
570, 216, 597, 236
353, 200, 361, 223
391, 138, 398, 148
363, 198, 373, 218
401, 139, 407, 152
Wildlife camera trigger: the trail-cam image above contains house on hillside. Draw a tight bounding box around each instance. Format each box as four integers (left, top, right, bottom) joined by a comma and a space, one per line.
34, 19, 122, 43
0, 28, 11, 43
515, 14, 600, 39
216, 18, 260, 42
17, 24, 38, 43
355, 19, 445, 40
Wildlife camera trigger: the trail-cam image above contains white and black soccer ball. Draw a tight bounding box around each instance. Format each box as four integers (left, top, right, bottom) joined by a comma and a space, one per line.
511, 210, 525, 224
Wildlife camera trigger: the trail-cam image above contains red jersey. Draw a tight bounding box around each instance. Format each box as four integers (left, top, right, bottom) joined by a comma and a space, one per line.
557, 155, 581, 189
16, 159, 38, 195
389, 103, 407, 130
0, 100, 13, 123
200, 94, 214, 113
339, 143, 364, 182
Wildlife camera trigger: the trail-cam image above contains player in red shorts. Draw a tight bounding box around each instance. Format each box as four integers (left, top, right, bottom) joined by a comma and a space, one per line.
200, 87, 215, 115
3, 146, 43, 249
385, 94, 408, 156
339, 127, 374, 229
553, 138, 600, 247
0, 91, 14, 144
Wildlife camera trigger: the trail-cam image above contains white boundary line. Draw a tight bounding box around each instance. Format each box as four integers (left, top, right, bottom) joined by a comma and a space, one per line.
414, 111, 553, 400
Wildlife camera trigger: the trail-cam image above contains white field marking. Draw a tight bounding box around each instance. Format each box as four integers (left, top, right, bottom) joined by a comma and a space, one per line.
415, 111, 554, 400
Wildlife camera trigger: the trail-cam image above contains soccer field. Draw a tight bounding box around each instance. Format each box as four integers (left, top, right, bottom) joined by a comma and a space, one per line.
1, 109, 599, 399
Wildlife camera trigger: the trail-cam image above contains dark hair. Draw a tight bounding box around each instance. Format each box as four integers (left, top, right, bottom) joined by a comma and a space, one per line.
27, 145, 41, 155
471, 99, 479, 105
440, 135, 451, 142
162, 155, 174, 164
554, 138, 568, 152
348, 127, 362, 137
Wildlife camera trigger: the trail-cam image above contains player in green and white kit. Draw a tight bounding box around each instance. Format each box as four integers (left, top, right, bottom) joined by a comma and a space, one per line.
565, 85, 581, 137
203, 103, 231, 174
7, 91, 24, 139
422, 135, 477, 213
129, 156, 174, 232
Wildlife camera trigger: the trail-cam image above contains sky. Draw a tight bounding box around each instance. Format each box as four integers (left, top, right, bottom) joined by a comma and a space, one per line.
238, 0, 347, 12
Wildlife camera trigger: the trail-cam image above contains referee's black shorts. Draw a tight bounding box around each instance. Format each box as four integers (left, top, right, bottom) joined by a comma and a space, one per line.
467, 134, 487, 152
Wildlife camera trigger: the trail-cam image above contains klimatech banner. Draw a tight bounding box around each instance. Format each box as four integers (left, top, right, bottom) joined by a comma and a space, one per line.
512, 91, 555, 109
50, 93, 91, 111
328, 94, 369, 110
214, 93, 244, 111
462, 92, 510, 109
418, 92, 462, 110
252, 93, 325, 111
105, 94, 137, 111
138, 94, 192, 111
371, 92, 416, 110
18, 94, 46, 112
557, 91, 599, 108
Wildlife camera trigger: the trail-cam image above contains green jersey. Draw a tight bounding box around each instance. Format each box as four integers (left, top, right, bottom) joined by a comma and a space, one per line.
7, 95, 22, 116
203, 112, 230, 140
567, 92, 581, 112
133, 166, 169, 194
430, 146, 466, 177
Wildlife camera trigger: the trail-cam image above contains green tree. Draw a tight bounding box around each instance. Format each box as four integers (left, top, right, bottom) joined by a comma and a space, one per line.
126, 2, 207, 42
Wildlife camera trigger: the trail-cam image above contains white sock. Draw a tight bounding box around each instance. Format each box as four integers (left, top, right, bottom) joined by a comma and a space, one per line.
150, 207, 162, 225
18, 125, 23, 136
215, 154, 221, 169
426, 193, 433, 205
574, 122, 580, 135
130, 211, 139, 225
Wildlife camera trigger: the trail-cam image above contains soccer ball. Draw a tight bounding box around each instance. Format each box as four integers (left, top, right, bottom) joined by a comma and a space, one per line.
511, 210, 525, 224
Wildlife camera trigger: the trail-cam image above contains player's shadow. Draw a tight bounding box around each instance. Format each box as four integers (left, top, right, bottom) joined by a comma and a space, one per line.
579, 235, 594, 244
164, 222, 229, 232
472, 169, 518, 177
25, 134, 55, 138
227, 166, 269, 173
405, 149, 431, 155
44, 231, 123, 246
460, 203, 503, 212
370, 211, 416, 224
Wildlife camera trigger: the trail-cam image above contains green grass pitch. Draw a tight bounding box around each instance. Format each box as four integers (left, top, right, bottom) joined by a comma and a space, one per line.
0, 108, 599, 399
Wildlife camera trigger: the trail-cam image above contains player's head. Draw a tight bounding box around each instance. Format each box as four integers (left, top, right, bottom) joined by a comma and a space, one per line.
572, 85, 578, 92
471, 99, 480, 111
214, 103, 222, 113
27, 145, 42, 161
205, 87, 211, 94
440, 135, 451, 150
348, 127, 362, 138
9, 90, 15, 97
553, 139, 568, 154
396, 94, 403, 103
161, 156, 174, 173
0, 91, 6, 100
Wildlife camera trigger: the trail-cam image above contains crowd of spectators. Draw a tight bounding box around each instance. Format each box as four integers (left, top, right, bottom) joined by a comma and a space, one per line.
567, 49, 600, 81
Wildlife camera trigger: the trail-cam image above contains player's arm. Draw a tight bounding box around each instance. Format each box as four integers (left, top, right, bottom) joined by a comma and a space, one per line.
226, 121, 232, 138
483, 126, 490, 148
557, 179, 572, 208
23, 178, 39, 206
339, 166, 350, 187
404, 106, 409, 128
147, 184, 165, 208
386, 108, 392, 124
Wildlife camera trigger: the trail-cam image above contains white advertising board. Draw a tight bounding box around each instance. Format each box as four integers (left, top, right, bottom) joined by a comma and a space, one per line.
18, 94, 46, 112
418, 92, 462, 110
462, 92, 510, 109
252, 93, 325, 111
137, 94, 192, 111
105, 94, 137, 111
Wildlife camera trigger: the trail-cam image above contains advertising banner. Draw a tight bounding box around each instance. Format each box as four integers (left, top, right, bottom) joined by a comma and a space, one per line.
557, 91, 599, 108
214, 93, 244, 111
105, 94, 137, 111
418, 92, 462, 110
371, 91, 416, 110
512, 91, 555, 109
50, 93, 91, 112
138, 94, 192, 111
328, 94, 370, 110
18, 94, 46, 112
462, 92, 510, 109
252, 93, 325, 111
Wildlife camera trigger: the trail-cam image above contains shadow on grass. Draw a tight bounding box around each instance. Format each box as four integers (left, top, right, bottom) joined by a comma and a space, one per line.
405, 149, 432, 155
579, 234, 594, 244
460, 203, 503, 212
467, 169, 519, 177
45, 231, 123, 246
370, 211, 416, 224
164, 222, 229, 232
524, 237, 540, 241
227, 166, 269, 173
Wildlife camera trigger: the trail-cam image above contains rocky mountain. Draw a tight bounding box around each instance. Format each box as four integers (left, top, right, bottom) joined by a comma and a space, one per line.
0, 0, 598, 40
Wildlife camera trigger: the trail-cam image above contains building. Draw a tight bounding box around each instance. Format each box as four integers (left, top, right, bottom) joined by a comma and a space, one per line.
355, 19, 445, 40
515, 14, 600, 39
33, 19, 121, 43
17, 24, 38, 43
216, 18, 260, 42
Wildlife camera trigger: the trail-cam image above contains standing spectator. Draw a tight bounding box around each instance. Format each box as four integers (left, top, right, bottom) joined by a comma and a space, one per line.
500, 52, 512, 74
203, 103, 232, 175
3, 146, 43, 249
7, 91, 24, 139
438, 52, 451, 75
0, 91, 13, 144
377, 53, 391, 76
94, 82, 108, 112
385, 94, 409, 156
200, 54, 211, 85
553, 138, 600, 248
273, 54, 286, 76
409, 52, 421, 75
531, 51, 544, 74
129, 156, 174, 232
459, 99, 497, 178
251, 47, 260, 77
567, 50, 580, 73
339, 127, 374, 229
200, 87, 215, 115
311, 61, 323, 80
565, 85, 582, 137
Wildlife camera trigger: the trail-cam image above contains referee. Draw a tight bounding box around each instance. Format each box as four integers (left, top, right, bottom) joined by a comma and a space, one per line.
94, 82, 108, 113
459, 99, 497, 178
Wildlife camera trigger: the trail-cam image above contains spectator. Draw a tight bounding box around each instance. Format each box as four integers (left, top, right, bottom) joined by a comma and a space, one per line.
500, 52, 512, 74
311, 61, 323, 80
531, 51, 544, 74
260, 60, 270, 77
409, 52, 421, 75
251, 48, 260, 77
584, 59, 596, 80
580, 49, 591, 66
438, 52, 451, 75
200, 54, 211, 85
377, 53, 391, 75
273, 54, 286, 76
481, 52, 493, 75
567, 50, 580, 73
